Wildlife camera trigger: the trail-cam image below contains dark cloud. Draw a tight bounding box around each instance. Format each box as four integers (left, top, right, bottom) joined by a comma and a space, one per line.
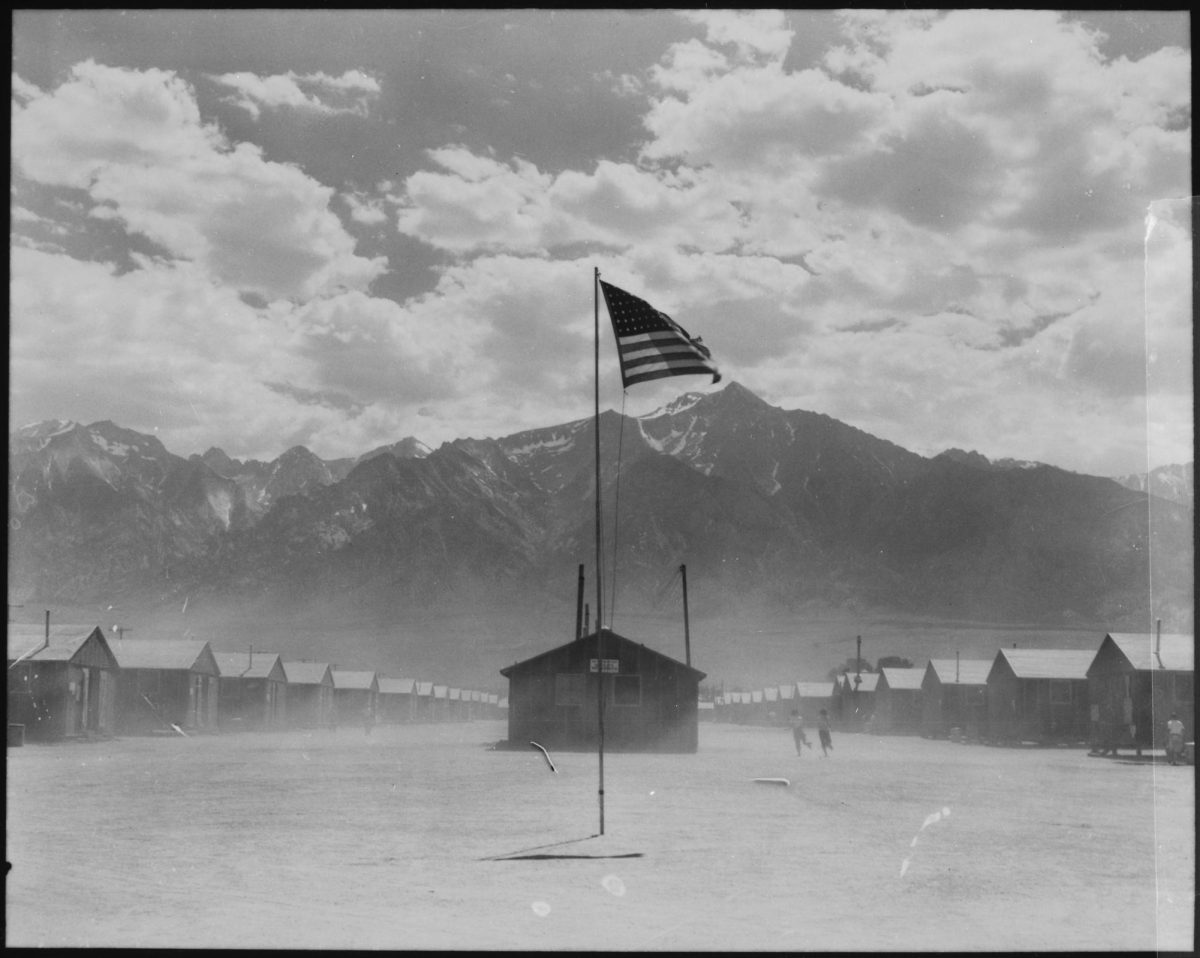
264, 381, 365, 414
817, 112, 1000, 229
839, 317, 902, 333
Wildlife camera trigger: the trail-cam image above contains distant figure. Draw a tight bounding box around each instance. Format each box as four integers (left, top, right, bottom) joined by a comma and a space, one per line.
1166, 713, 1185, 765
818, 709, 833, 757
789, 710, 811, 756
363, 705, 374, 738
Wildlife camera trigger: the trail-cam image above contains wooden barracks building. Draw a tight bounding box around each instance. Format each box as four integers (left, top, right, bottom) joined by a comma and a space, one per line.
7, 624, 120, 742
500, 628, 705, 753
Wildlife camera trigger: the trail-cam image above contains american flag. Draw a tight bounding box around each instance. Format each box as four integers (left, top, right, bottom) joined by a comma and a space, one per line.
600, 280, 721, 388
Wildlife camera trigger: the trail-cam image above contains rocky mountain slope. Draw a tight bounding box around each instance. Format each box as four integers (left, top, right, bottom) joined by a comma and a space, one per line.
8, 386, 1194, 660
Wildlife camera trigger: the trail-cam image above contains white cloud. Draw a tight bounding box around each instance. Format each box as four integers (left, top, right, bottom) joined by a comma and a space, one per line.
8, 14, 1191, 476
209, 68, 381, 120
342, 191, 388, 226
11, 72, 42, 102
387, 10, 1189, 474
396, 148, 747, 255
680, 10, 794, 62
11, 60, 384, 301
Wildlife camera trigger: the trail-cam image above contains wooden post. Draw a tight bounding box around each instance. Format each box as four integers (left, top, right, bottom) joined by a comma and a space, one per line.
681, 564, 691, 668
575, 564, 585, 641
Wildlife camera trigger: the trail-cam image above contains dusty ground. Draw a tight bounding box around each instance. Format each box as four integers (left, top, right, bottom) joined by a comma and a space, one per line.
5, 721, 1194, 951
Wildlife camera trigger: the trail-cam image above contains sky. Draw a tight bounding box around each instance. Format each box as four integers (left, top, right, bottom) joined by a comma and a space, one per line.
9, 9, 1193, 476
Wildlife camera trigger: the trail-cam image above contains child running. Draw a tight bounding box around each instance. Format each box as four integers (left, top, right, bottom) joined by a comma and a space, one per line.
789, 709, 812, 756
818, 709, 834, 757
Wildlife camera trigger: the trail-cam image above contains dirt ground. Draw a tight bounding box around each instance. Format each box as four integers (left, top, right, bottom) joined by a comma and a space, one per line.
5, 721, 1194, 951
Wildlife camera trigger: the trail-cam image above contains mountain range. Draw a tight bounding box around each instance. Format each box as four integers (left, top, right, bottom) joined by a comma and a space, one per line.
7, 383, 1193, 685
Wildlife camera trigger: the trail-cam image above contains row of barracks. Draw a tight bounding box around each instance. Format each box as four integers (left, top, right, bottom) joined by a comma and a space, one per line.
6, 623, 507, 744
704, 632, 1193, 753
10, 622, 1192, 758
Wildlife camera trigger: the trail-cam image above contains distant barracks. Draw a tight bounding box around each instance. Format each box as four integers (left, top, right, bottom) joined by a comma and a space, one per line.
6, 622, 505, 744
7, 621, 1194, 765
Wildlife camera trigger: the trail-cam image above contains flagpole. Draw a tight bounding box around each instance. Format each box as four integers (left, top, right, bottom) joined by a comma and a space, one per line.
594, 265, 606, 836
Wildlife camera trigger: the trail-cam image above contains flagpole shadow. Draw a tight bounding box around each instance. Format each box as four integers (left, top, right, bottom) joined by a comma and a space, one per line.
481, 833, 643, 861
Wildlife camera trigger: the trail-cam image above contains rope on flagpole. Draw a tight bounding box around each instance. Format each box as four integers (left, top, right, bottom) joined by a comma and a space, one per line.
607, 391, 629, 631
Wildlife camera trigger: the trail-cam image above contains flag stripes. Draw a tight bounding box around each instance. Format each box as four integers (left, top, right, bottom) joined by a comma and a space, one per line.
600, 280, 720, 388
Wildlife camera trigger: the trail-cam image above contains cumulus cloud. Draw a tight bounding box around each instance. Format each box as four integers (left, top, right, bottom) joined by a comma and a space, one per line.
342, 191, 388, 226
396, 148, 744, 255
388, 8, 1190, 472
209, 68, 381, 119
9, 246, 309, 451
8, 13, 1191, 475
679, 9, 794, 62
11, 60, 383, 301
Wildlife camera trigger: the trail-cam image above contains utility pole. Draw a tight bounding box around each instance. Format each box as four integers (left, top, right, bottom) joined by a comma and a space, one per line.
575, 564, 585, 641
680, 564, 692, 668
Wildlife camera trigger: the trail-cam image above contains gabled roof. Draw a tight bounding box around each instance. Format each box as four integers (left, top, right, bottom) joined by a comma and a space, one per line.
926, 659, 992, 686
115, 639, 217, 674
840, 672, 880, 693
378, 677, 416, 695
433, 685, 448, 698
880, 667, 925, 691
281, 661, 333, 686
7, 625, 117, 668
331, 669, 378, 691
763, 687, 778, 701
751, 690, 763, 703
416, 681, 434, 696
1103, 633, 1193, 672
991, 648, 1094, 681
499, 628, 706, 680
448, 688, 462, 701
213, 650, 284, 680
796, 681, 835, 698
777, 684, 796, 699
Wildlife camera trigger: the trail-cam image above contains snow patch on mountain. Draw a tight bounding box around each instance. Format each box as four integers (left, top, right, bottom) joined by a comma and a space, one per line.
1112, 463, 1194, 507
90, 434, 133, 458
207, 488, 233, 529
18, 419, 80, 448
643, 391, 705, 420
637, 411, 717, 475
504, 433, 576, 458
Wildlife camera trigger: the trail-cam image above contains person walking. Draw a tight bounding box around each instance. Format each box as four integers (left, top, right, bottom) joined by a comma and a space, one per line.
817, 709, 834, 757
1166, 713, 1185, 765
789, 709, 811, 756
